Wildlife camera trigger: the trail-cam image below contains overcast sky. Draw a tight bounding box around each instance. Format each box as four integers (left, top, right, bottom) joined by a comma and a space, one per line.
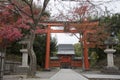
48, 0, 120, 16
51, 33, 80, 44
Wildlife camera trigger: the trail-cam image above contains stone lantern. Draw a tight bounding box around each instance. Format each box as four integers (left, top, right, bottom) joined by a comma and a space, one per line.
19, 40, 29, 67
104, 32, 119, 73
16, 39, 29, 74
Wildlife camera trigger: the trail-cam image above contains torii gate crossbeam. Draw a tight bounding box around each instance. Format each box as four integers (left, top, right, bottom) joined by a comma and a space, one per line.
39, 21, 98, 70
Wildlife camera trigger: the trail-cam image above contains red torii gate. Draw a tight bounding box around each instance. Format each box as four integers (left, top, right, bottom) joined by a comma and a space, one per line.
39, 21, 98, 70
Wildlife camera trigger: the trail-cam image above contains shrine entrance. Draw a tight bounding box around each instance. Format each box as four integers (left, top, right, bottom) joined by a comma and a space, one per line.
60, 55, 72, 68
40, 21, 98, 70
61, 62, 71, 68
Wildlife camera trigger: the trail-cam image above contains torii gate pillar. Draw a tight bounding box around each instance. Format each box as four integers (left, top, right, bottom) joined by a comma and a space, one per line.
45, 25, 50, 70
83, 31, 89, 70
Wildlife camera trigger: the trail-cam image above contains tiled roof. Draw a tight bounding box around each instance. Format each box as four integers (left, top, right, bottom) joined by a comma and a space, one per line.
57, 44, 75, 55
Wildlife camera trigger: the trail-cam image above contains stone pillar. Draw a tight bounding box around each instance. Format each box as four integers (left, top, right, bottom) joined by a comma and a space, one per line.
104, 49, 117, 69
20, 49, 29, 67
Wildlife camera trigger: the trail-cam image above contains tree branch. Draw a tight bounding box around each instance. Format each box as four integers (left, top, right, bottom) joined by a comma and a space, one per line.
21, 0, 35, 23
86, 0, 96, 6
8, 0, 31, 18
30, 0, 33, 6
37, 0, 50, 23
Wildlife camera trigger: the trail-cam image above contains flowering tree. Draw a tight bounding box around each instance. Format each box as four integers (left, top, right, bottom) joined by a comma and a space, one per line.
0, 0, 50, 77
0, 6, 22, 45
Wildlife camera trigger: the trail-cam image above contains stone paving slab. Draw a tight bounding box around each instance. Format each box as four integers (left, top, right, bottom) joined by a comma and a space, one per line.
3, 69, 59, 80
35, 69, 59, 79
23, 78, 48, 80
83, 73, 120, 79
3, 75, 27, 80
50, 69, 89, 80
3, 69, 120, 80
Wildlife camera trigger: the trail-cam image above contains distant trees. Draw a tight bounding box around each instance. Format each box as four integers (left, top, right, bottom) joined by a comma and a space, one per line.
101, 13, 120, 53
74, 43, 82, 57
89, 13, 120, 60
100, 13, 120, 34
33, 35, 57, 68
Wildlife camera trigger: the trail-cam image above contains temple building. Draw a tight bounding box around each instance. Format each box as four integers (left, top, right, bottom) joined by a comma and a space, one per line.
50, 44, 82, 68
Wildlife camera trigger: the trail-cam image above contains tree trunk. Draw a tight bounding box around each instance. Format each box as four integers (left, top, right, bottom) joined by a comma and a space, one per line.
27, 32, 37, 77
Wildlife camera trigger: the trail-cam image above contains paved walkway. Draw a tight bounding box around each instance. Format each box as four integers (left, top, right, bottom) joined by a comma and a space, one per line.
3, 75, 27, 80
50, 69, 88, 80
3, 69, 120, 80
83, 73, 120, 79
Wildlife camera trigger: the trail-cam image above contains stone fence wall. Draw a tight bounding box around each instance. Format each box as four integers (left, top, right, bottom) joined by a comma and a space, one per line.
4, 61, 21, 75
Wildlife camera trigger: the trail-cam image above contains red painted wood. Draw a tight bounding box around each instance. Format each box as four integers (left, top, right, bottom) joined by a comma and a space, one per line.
71, 60, 82, 67
60, 56, 71, 63
83, 31, 89, 70
45, 21, 98, 69
45, 26, 51, 70
50, 60, 60, 67
50, 55, 82, 68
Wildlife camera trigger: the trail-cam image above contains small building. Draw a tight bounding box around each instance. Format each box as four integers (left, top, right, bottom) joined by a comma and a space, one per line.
50, 44, 82, 68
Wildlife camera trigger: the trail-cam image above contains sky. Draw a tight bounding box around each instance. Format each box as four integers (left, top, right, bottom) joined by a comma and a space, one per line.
47, 0, 120, 16
51, 33, 80, 44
